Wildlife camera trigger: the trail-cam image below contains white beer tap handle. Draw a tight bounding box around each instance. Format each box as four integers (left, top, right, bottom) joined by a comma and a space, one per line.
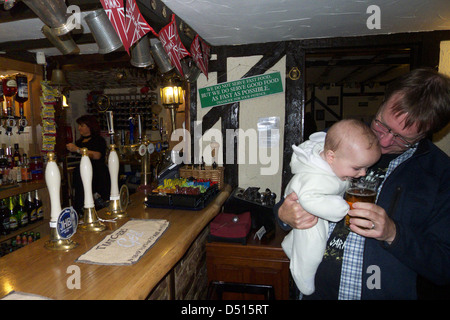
108, 145, 120, 200
45, 152, 61, 223
80, 148, 95, 209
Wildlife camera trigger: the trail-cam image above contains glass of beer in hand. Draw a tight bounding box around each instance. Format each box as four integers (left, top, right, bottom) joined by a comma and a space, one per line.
345, 178, 377, 228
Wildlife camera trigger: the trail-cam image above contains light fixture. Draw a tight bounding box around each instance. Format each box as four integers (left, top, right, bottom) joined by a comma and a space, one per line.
50, 68, 68, 87
160, 78, 185, 132
50, 67, 69, 108
62, 94, 69, 108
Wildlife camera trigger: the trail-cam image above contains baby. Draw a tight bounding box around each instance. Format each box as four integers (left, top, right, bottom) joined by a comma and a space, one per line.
281, 119, 381, 295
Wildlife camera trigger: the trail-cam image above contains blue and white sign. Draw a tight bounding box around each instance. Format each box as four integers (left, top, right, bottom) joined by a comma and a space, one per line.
57, 207, 78, 239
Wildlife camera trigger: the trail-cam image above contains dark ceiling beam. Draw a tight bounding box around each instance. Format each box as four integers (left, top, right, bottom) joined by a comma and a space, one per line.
335, 52, 390, 84
363, 65, 403, 83
316, 53, 342, 83
306, 56, 410, 67
52, 51, 131, 71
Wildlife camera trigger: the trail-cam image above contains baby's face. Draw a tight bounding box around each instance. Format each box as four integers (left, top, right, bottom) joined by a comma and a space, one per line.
328, 143, 381, 181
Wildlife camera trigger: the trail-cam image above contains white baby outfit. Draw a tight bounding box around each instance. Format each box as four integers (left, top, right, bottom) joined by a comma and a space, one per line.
281, 132, 349, 295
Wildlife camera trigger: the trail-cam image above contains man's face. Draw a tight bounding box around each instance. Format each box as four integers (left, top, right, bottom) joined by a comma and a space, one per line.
371, 94, 423, 154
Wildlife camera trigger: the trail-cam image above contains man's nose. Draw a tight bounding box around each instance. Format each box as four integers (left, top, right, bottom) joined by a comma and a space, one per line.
378, 131, 395, 147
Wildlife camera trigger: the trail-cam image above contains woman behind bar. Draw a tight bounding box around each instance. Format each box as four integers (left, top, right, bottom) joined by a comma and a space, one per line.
66, 115, 110, 216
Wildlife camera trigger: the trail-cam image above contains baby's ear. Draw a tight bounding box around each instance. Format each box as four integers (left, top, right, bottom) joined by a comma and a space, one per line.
324, 149, 335, 164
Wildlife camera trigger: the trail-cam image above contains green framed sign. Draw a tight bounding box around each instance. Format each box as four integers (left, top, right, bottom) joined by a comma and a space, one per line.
199, 72, 283, 108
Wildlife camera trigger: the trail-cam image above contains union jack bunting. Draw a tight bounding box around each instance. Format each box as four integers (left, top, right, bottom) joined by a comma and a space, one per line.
158, 14, 190, 76
190, 34, 210, 79
100, 0, 157, 54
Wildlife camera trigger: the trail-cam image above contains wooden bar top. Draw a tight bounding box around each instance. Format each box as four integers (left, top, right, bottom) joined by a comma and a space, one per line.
0, 185, 231, 300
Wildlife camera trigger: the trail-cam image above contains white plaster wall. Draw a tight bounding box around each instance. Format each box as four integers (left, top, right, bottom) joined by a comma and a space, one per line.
196, 55, 286, 200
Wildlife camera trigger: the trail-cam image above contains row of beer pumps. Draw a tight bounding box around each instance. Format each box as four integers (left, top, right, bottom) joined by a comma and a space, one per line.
0, 74, 29, 135
44, 109, 168, 250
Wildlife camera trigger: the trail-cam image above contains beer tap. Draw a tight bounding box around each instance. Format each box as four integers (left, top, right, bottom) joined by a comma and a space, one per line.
103, 111, 127, 219
44, 152, 78, 250
137, 114, 143, 144
78, 148, 106, 232
128, 111, 135, 145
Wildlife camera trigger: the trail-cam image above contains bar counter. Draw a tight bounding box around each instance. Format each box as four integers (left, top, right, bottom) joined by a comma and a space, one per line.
0, 185, 231, 300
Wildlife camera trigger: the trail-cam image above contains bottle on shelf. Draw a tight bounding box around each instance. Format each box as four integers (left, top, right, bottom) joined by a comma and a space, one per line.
13, 144, 21, 166
21, 232, 27, 246
2, 76, 17, 136
21, 153, 31, 182
0, 198, 10, 235
6, 146, 13, 169
0, 78, 4, 105
0, 148, 8, 185
34, 190, 43, 221
15, 193, 28, 228
28, 231, 34, 243
15, 74, 28, 113
16, 234, 22, 247
7, 196, 18, 232
26, 191, 37, 224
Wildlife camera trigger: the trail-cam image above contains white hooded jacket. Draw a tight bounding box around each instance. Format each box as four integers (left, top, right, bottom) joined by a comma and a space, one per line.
281, 131, 349, 295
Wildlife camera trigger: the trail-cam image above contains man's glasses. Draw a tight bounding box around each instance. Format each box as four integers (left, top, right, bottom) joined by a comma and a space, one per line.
373, 119, 417, 148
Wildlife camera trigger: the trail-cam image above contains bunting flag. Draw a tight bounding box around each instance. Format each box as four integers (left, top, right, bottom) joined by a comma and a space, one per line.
100, 0, 157, 54
158, 14, 190, 76
190, 34, 210, 79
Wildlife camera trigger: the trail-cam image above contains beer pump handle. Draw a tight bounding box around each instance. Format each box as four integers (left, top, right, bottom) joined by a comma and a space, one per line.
129, 116, 135, 144
106, 111, 115, 144
137, 114, 143, 143
45, 152, 62, 223
108, 145, 120, 199
80, 148, 95, 209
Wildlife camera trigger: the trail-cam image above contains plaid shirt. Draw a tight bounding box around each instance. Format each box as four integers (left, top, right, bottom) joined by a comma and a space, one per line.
329, 145, 418, 300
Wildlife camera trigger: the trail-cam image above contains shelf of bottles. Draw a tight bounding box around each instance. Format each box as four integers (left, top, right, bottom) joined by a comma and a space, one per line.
86, 93, 161, 132
0, 143, 43, 189
0, 190, 45, 256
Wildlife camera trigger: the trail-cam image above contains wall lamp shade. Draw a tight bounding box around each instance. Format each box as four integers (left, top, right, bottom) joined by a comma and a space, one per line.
161, 82, 184, 132
23, 0, 72, 36
150, 39, 174, 74
42, 25, 80, 55
130, 35, 155, 68
85, 9, 123, 54
160, 85, 184, 105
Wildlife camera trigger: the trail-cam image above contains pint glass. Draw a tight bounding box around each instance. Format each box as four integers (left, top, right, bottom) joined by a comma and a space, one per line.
344, 178, 377, 227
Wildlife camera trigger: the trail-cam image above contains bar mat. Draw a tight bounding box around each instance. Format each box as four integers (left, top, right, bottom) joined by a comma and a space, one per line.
76, 219, 169, 266
2, 291, 52, 300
